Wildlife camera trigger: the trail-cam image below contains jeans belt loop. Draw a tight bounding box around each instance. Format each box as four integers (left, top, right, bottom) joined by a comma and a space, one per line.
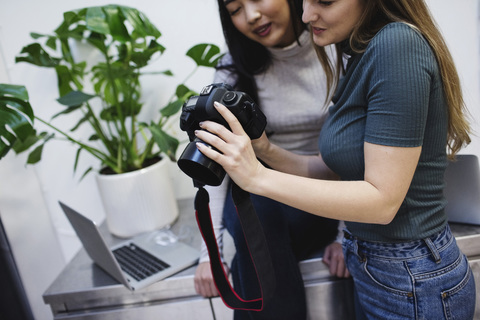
423, 237, 441, 264
344, 230, 364, 262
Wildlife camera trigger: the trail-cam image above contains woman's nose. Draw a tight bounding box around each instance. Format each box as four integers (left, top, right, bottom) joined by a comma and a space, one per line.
245, 4, 261, 24
302, 0, 317, 24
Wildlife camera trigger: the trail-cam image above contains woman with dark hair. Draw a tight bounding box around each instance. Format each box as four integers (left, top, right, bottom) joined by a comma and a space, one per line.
193, 0, 348, 319
194, 0, 476, 318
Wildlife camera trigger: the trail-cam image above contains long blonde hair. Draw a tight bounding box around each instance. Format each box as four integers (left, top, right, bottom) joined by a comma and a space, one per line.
315, 0, 471, 157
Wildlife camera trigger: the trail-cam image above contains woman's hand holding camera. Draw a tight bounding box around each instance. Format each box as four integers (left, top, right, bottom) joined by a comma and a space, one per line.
195, 101, 266, 193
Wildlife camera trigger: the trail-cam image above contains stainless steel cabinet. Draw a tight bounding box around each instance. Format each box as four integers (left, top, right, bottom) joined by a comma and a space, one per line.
43, 199, 480, 320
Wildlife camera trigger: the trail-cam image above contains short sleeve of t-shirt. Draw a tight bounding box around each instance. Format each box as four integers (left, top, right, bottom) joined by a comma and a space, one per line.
364, 23, 437, 148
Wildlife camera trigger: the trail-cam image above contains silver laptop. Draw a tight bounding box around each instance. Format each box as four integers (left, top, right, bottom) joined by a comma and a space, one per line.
444, 154, 480, 225
59, 201, 199, 291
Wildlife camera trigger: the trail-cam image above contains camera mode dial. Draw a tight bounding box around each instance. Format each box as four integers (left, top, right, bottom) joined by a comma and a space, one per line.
223, 91, 237, 104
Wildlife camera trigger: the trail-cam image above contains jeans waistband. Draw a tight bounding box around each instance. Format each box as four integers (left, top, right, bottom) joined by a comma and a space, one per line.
343, 224, 453, 261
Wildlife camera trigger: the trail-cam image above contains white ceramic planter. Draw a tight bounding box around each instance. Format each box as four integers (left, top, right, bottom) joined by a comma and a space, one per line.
95, 157, 179, 238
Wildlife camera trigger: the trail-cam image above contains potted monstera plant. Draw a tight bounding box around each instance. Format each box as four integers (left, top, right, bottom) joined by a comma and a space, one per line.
2, 4, 222, 237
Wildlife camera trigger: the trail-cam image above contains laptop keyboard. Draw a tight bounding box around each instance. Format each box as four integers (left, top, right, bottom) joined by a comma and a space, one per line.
113, 243, 170, 281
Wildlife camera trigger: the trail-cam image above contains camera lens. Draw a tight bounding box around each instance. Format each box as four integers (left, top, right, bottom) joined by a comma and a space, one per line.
223, 92, 237, 104
177, 138, 226, 186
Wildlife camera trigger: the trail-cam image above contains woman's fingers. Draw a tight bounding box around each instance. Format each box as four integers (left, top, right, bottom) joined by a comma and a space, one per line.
213, 101, 245, 135
194, 100, 265, 192
194, 262, 219, 297
194, 102, 252, 165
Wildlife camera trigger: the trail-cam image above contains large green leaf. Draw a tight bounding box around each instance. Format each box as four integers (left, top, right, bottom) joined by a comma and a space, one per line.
11, 131, 45, 153
187, 43, 223, 68
51, 104, 84, 120
15, 43, 60, 67
30, 33, 58, 51
0, 123, 15, 159
120, 6, 161, 38
55, 9, 87, 36
26, 143, 44, 164
85, 5, 161, 43
0, 85, 34, 132
57, 90, 96, 107
148, 125, 179, 161
105, 6, 130, 41
99, 6, 131, 42
159, 84, 196, 118
55, 64, 75, 97
85, 31, 108, 53
0, 84, 35, 159
28, 132, 54, 165
130, 40, 165, 68
85, 6, 111, 35
160, 99, 184, 118
51, 90, 95, 121
176, 84, 196, 100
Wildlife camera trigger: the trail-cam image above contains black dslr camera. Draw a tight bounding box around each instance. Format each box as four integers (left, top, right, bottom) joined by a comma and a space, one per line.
178, 83, 267, 186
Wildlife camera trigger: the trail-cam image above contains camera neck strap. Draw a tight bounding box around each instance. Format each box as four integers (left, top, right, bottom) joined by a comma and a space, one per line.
194, 182, 275, 311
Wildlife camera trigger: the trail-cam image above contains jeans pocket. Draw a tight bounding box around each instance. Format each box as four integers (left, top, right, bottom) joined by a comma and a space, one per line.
362, 257, 413, 297
441, 255, 476, 320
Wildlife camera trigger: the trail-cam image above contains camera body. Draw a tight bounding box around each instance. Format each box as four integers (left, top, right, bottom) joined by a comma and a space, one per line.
178, 83, 267, 186
180, 83, 266, 141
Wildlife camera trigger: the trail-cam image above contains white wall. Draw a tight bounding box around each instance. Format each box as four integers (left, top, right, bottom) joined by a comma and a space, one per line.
0, 1, 478, 319
426, 0, 480, 156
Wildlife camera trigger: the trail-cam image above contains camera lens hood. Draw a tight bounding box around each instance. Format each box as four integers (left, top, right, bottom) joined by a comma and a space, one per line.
177, 139, 226, 186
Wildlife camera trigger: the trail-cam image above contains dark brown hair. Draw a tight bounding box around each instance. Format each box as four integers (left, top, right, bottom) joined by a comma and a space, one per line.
216, 0, 305, 103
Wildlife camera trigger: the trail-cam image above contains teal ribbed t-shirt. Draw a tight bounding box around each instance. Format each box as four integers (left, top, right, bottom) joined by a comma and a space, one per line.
320, 23, 449, 242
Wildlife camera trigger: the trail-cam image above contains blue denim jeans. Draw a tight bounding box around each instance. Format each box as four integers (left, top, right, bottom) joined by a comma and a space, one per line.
343, 224, 476, 320
224, 188, 339, 320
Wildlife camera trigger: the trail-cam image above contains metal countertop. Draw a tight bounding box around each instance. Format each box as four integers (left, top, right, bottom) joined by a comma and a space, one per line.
43, 198, 480, 315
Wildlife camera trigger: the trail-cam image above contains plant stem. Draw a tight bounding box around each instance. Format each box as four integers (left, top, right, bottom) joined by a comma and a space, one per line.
103, 46, 132, 168
35, 116, 118, 170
